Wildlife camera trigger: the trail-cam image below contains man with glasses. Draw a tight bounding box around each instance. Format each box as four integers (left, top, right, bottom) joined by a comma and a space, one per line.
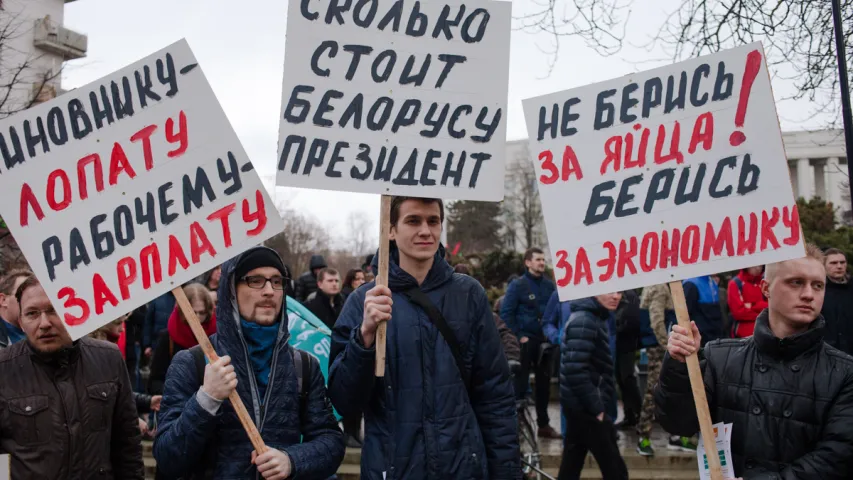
155, 246, 345, 479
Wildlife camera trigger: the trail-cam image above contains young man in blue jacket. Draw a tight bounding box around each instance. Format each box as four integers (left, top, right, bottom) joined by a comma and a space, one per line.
154, 247, 345, 479
500, 248, 560, 439
328, 196, 520, 480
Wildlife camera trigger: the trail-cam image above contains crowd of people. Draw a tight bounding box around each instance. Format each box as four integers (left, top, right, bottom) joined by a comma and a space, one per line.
0, 195, 852, 479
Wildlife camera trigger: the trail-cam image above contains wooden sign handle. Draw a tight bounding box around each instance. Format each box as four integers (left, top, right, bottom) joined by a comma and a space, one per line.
375, 195, 392, 377
172, 286, 268, 454
668, 281, 723, 480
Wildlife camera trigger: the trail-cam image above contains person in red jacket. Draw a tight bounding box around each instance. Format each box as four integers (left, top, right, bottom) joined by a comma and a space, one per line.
727, 266, 768, 337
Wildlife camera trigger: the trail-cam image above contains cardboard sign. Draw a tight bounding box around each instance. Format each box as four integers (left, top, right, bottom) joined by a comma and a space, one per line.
0, 40, 282, 339
276, 0, 511, 201
522, 42, 804, 300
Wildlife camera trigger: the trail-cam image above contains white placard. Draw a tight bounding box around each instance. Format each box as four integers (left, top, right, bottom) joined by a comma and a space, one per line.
0, 40, 282, 339
277, 0, 511, 201
697, 422, 735, 480
0, 454, 7, 480
522, 42, 804, 301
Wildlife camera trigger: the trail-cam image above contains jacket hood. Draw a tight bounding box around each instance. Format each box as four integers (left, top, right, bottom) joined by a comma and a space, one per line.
217, 246, 290, 348
571, 297, 611, 320
370, 242, 453, 292
753, 309, 825, 361
309, 255, 327, 270
738, 269, 763, 284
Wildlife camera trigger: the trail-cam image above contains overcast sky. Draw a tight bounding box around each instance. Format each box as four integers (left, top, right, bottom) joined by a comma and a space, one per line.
62, 0, 831, 246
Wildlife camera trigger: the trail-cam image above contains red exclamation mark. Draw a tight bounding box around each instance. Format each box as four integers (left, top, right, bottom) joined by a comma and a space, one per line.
729, 50, 763, 146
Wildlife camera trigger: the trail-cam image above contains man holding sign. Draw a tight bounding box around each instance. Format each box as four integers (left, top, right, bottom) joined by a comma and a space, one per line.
657, 246, 853, 479
329, 197, 520, 480
0, 274, 143, 479
154, 247, 345, 479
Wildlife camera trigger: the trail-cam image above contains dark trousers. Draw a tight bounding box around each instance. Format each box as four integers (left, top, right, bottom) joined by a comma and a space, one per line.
514, 337, 551, 428
558, 411, 628, 480
615, 350, 642, 423
343, 413, 361, 439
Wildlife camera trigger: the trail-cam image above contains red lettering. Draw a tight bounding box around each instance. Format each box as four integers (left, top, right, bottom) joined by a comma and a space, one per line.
46, 170, 71, 211
116, 257, 137, 301
131, 124, 158, 171
18, 183, 44, 227
600, 135, 622, 174
573, 248, 593, 285
680, 225, 701, 264
782, 205, 801, 246
140, 243, 162, 289
189, 222, 217, 263
688, 112, 714, 154
538, 150, 558, 185
702, 218, 734, 261
77, 154, 104, 200
92, 273, 119, 315
207, 203, 237, 248
57, 287, 90, 327
555, 250, 572, 288
166, 111, 188, 158
624, 124, 649, 169
660, 228, 681, 268
760, 207, 781, 251
242, 190, 267, 236
167, 235, 190, 276
561, 146, 583, 181
653, 121, 684, 165
617, 237, 638, 278
597, 241, 617, 282
737, 213, 758, 255
108, 142, 137, 185
639, 232, 659, 272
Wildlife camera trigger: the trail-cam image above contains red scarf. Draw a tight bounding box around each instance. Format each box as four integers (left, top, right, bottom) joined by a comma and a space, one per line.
167, 305, 217, 350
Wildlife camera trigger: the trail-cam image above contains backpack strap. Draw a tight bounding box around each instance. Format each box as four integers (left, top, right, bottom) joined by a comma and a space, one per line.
291, 348, 312, 430
402, 287, 471, 392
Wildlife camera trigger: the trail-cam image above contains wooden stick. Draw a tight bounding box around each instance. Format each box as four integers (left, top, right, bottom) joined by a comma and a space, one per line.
375, 195, 392, 377
172, 286, 267, 454
668, 281, 722, 480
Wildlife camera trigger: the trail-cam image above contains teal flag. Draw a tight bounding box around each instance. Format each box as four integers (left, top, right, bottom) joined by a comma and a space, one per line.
285, 297, 341, 420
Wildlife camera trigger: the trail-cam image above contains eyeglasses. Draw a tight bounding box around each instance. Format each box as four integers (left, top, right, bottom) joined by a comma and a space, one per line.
240, 275, 287, 290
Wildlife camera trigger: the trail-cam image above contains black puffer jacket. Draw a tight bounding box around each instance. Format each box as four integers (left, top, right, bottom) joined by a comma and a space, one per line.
294, 255, 327, 302
559, 297, 617, 417
655, 310, 853, 479
821, 278, 853, 355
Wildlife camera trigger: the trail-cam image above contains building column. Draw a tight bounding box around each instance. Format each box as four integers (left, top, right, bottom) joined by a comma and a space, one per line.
825, 157, 844, 214
796, 158, 814, 200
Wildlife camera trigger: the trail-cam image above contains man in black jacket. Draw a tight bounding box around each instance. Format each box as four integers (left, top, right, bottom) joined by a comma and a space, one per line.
294, 254, 327, 302
821, 248, 853, 355
657, 244, 853, 479
558, 293, 627, 480
303, 268, 344, 330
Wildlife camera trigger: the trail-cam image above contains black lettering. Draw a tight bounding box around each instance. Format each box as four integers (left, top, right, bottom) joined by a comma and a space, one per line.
643, 169, 675, 213
134, 66, 161, 108
615, 174, 643, 217
304, 138, 329, 175
642, 77, 662, 118
218, 152, 243, 195
156, 53, 178, 97
42, 235, 63, 281
111, 77, 134, 120
0, 128, 23, 171
134, 192, 156, 234
406, 1, 427, 37
421, 103, 449, 138
325, 0, 352, 24
448, 105, 472, 139
710, 155, 737, 198
68, 228, 90, 273
279, 135, 306, 172
432, 5, 465, 40
674, 165, 706, 205
90, 87, 115, 129
538, 104, 557, 141
314, 89, 344, 127
367, 97, 393, 130
594, 89, 616, 130
326, 141, 348, 178
737, 154, 760, 195
339, 93, 364, 129
620, 83, 639, 124
420, 149, 440, 186
23, 118, 49, 159
158, 182, 178, 226
468, 152, 490, 188
342, 45, 373, 80
400, 54, 431, 87
353, 0, 378, 27
713, 61, 733, 101
182, 167, 216, 214
664, 73, 687, 114
584, 181, 616, 225
46, 107, 68, 146
114, 205, 135, 247
377, 0, 403, 31
391, 99, 421, 133
283, 85, 315, 124
69, 98, 93, 139
441, 151, 466, 186
90, 213, 116, 259
301, 0, 320, 20
311, 41, 338, 77
461, 8, 490, 43
435, 54, 466, 88
561, 98, 580, 137
690, 63, 710, 107
351, 143, 373, 180
472, 107, 500, 143
374, 146, 396, 181
392, 149, 418, 185
372, 50, 396, 83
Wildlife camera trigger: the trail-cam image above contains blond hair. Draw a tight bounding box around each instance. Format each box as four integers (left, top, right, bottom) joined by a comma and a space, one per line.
765, 243, 825, 283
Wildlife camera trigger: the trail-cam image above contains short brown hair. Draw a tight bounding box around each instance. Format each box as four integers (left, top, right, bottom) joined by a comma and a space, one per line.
390, 196, 444, 227
14, 274, 40, 306
318, 268, 339, 282
453, 264, 471, 275
0, 268, 32, 296
183, 283, 214, 317
765, 243, 826, 283
524, 248, 544, 262
824, 247, 846, 260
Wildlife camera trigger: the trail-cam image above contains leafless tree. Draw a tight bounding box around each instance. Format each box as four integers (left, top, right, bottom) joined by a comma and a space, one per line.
0, 11, 65, 274
503, 150, 544, 250
346, 211, 376, 256
516, 0, 852, 120
264, 204, 332, 276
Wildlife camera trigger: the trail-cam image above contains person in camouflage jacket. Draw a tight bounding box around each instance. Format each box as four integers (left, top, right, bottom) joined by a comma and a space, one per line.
636, 284, 675, 455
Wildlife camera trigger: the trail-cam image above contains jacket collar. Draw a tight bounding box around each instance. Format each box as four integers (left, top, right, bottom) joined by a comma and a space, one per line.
753, 310, 825, 361
572, 297, 610, 321
28, 339, 81, 367
370, 242, 453, 293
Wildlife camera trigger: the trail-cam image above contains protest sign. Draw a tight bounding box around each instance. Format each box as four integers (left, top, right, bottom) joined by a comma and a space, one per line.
277, 0, 512, 375
0, 39, 282, 340
522, 42, 804, 301
0, 454, 7, 480
697, 423, 735, 480
276, 0, 511, 201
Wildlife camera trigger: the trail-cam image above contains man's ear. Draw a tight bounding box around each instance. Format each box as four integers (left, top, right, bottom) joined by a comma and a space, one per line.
0, 293, 6, 309
760, 279, 770, 299
388, 224, 396, 241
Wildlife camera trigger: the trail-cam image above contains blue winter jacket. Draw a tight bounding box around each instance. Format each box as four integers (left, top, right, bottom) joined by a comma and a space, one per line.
682, 276, 724, 345
328, 244, 520, 480
143, 291, 175, 349
500, 272, 556, 339
153, 247, 345, 479
559, 297, 617, 420
542, 291, 565, 346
